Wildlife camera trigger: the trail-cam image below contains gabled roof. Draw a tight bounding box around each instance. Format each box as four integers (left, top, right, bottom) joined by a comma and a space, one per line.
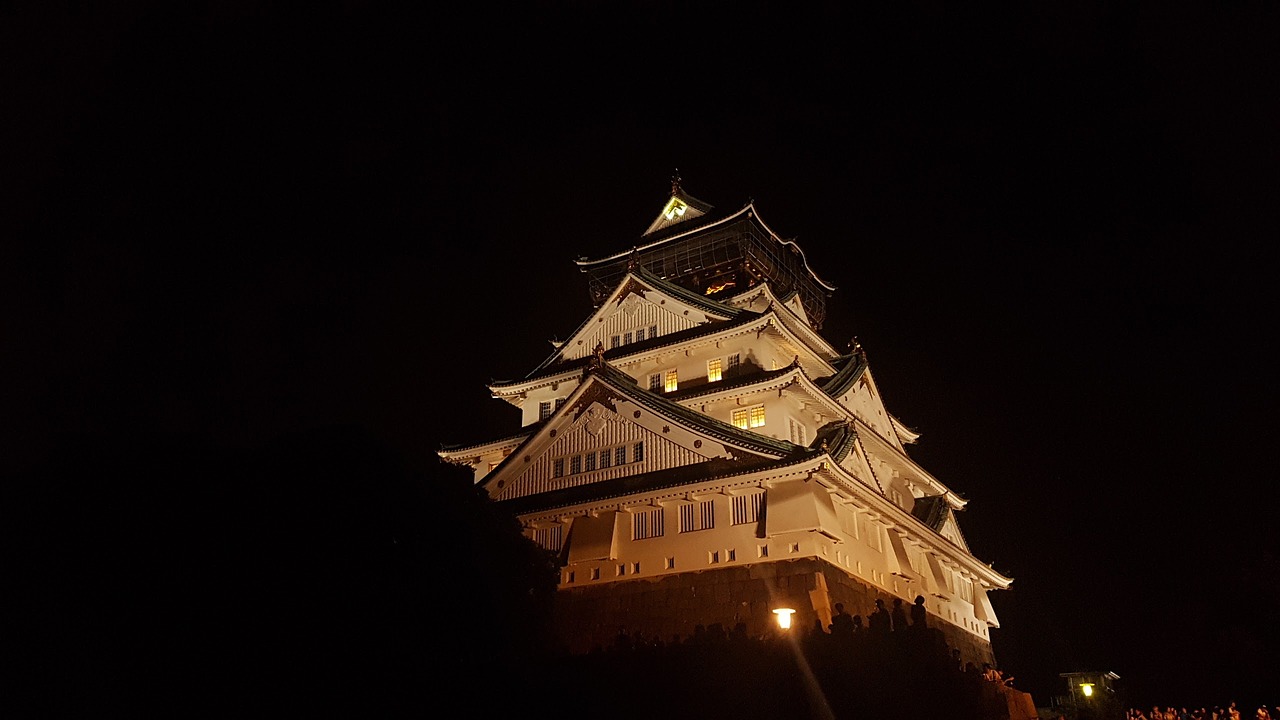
813, 419, 858, 464
816, 351, 869, 398
526, 264, 746, 375
479, 357, 809, 499
642, 174, 715, 237
492, 285, 840, 397
499, 455, 797, 515
911, 494, 951, 532
577, 194, 836, 294
911, 494, 972, 553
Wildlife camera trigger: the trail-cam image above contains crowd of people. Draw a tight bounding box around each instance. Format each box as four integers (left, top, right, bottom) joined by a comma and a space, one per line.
1125, 704, 1279, 720
572, 594, 1034, 720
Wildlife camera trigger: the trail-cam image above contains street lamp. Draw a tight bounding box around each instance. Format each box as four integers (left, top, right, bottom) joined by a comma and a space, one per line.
772, 608, 796, 630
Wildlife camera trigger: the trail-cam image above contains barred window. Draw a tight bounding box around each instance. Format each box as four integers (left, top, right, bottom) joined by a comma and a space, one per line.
732, 408, 748, 429
624, 332, 632, 345
679, 499, 715, 533
632, 508, 664, 540
633, 442, 644, 462
727, 353, 740, 374
615, 446, 627, 465
610, 335, 620, 349
664, 370, 678, 392
584, 452, 596, 472
570, 455, 582, 474
749, 405, 765, 428
599, 449, 612, 469
555, 397, 566, 410
649, 374, 662, 391
649, 325, 658, 338
553, 458, 565, 478
789, 418, 807, 445
533, 525, 563, 552
539, 401, 552, 420
635, 328, 645, 342
731, 493, 763, 525
707, 358, 723, 383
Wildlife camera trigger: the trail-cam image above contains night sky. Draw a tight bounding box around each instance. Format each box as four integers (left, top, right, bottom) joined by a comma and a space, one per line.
6, 1, 1278, 712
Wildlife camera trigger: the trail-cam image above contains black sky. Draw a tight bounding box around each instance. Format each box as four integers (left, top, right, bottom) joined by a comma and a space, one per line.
6, 0, 1279, 710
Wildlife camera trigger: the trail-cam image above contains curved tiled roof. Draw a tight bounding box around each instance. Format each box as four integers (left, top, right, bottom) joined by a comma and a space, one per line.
816, 351, 869, 398
812, 419, 858, 464
492, 309, 763, 390
496, 455, 799, 515
576, 201, 836, 292
588, 362, 804, 458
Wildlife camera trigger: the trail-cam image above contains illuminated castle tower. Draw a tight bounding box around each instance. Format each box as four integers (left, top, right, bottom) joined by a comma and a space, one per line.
440, 177, 1012, 664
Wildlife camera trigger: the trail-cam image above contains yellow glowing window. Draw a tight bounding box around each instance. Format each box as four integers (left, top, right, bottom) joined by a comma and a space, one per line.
707, 358, 723, 382
733, 405, 765, 429
664, 370, 678, 392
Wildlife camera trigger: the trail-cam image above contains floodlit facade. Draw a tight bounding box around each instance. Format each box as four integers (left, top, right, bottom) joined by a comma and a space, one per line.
440, 179, 1013, 663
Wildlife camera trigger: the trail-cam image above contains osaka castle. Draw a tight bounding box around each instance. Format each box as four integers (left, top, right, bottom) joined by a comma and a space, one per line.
440, 178, 1013, 665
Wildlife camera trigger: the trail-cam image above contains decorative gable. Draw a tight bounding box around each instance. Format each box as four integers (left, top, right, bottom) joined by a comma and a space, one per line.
642, 176, 714, 237
557, 275, 730, 363
482, 371, 781, 503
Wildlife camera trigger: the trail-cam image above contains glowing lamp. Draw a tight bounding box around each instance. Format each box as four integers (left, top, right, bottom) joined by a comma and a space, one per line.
1080, 683, 1094, 698
772, 608, 796, 630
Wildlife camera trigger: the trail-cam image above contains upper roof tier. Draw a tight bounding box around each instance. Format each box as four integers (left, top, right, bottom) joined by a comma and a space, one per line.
575, 179, 837, 329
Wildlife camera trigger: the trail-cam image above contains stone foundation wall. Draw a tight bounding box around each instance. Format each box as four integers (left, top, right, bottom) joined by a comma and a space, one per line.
551, 557, 996, 668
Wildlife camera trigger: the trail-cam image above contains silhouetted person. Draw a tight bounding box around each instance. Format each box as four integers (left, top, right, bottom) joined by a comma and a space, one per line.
830, 602, 855, 639
911, 595, 927, 631
891, 598, 908, 632
868, 599, 891, 636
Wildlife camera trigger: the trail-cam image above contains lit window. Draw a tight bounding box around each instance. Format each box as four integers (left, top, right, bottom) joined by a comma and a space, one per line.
570, 456, 581, 474
664, 370, 678, 392
649, 374, 662, 391
539, 401, 552, 420
553, 458, 564, 477
610, 335, 620, 349
633, 442, 644, 462
733, 406, 766, 429
707, 358, 723, 383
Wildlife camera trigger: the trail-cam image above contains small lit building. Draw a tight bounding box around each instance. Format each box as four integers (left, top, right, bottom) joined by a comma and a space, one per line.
440, 178, 1014, 665
1059, 671, 1121, 703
